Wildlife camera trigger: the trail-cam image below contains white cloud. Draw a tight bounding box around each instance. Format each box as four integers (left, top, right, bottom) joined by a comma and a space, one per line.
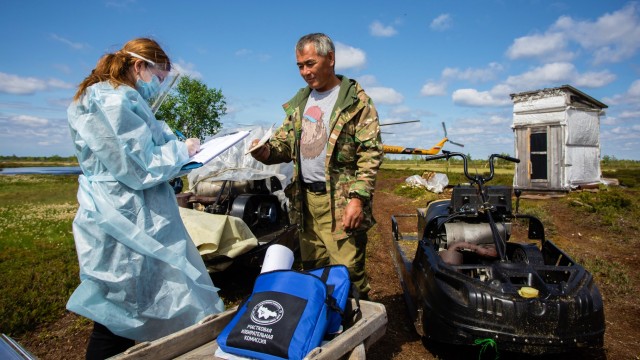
105, 0, 135, 8
458, 115, 512, 127
8, 114, 49, 127
53, 64, 72, 75
608, 126, 640, 140
505, 62, 574, 89
233, 49, 271, 63
235, 49, 252, 57
451, 88, 512, 107
501, 62, 614, 92
507, 3, 640, 64
356, 74, 377, 87
173, 61, 203, 79
603, 79, 640, 105
451, 63, 616, 105
367, 86, 404, 105
506, 32, 572, 61
554, 2, 640, 64
452, 125, 489, 136
420, 81, 447, 96
50, 34, 88, 50
491, 115, 512, 126
0, 72, 73, 95
370, 20, 397, 37
335, 42, 366, 70
0, 114, 87, 155
573, 70, 617, 88
628, 79, 640, 97
420, 63, 504, 99
601, 115, 617, 126
619, 110, 640, 119
430, 14, 452, 31
351, 75, 404, 105
388, 105, 411, 116
442, 62, 504, 82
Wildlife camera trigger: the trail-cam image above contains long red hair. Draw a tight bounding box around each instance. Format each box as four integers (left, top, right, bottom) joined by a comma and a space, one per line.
73, 38, 171, 100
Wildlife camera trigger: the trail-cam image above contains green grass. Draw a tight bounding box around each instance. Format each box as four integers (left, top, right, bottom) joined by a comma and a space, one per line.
393, 184, 440, 203
0, 175, 80, 335
602, 169, 640, 188
578, 257, 632, 296
0, 174, 240, 337
1, 155, 78, 168
514, 201, 557, 237
567, 187, 640, 234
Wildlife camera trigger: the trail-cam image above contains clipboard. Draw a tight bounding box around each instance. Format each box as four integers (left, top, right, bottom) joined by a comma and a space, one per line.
181, 130, 250, 171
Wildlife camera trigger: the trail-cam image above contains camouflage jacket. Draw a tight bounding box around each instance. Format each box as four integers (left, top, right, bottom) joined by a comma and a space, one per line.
263, 76, 382, 240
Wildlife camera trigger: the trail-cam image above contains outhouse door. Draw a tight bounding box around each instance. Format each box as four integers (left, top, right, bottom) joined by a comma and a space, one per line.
530, 131, 547, 181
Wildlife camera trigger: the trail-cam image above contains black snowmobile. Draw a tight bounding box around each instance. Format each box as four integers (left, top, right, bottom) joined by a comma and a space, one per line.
390, 151, 605, 354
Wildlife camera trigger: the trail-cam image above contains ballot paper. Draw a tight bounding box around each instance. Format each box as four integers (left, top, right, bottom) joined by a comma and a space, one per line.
245, 123, 275, 155
181, 130, 250, 172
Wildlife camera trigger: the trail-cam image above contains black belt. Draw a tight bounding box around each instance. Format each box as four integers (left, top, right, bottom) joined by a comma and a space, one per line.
303, 181, 327, 194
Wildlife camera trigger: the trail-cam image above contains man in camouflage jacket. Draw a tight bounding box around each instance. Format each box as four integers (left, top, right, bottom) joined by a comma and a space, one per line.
251, 33, 382, 297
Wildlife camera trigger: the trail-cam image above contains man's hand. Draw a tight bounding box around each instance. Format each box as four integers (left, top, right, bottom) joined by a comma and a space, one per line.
342, 197, 364, 231
249, 138, 270, 162
185, 138, 201, 157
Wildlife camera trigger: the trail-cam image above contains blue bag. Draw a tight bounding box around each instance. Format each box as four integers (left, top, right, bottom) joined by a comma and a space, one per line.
306, 265, 352, 334
218, 269, 334, 360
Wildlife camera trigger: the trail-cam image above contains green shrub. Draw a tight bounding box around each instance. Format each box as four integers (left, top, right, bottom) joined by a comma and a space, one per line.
570, 188, 638, 232
603, 169, 640, 188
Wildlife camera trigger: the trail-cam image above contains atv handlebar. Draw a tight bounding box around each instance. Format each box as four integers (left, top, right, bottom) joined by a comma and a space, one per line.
425, 151, 519, 185
424, 151, 520, 261
491, 154, 520, 164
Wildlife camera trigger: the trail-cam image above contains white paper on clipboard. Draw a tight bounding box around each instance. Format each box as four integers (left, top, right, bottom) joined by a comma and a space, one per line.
181, 130, 250, 171
245, 123, 275, 155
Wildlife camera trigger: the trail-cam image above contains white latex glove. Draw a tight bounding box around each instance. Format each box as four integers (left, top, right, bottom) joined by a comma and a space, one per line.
185, 138, 201, 157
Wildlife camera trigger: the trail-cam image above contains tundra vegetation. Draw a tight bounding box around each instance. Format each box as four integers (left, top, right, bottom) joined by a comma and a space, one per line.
0, 156, 638, 357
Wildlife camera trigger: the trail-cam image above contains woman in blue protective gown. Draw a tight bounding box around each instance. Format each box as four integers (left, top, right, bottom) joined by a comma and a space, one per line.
66, 37, 224, 359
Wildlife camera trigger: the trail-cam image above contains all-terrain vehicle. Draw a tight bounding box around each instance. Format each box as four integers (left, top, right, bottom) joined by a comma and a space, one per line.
390, 151, 605, 354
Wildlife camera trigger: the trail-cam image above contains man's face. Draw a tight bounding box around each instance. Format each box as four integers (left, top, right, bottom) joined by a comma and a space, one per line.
296, 43, 335, 92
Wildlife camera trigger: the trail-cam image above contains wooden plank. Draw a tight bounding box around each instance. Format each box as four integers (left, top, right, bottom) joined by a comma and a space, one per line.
111, 300, 387, 360
305, 301, 387, 360
346, 343, 365, 360
109, 307, 238, 360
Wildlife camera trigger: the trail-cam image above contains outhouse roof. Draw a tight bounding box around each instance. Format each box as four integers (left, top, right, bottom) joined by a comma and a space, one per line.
510, 84, 608, 109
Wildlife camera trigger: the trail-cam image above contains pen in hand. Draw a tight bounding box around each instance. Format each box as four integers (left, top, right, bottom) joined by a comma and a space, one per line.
175, 129, 187, 141
185, 138, 201, 157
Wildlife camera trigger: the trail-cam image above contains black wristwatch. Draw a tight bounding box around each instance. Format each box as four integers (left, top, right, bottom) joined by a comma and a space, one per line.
348, 192, 367, 202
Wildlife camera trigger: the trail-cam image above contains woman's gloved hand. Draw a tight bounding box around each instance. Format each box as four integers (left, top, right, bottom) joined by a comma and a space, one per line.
185, 138, 201, 157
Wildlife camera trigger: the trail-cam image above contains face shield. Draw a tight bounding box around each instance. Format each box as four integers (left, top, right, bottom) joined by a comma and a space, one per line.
127, 51, 181, 113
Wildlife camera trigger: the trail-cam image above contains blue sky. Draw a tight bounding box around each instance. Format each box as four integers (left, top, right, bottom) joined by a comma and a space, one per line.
1, 1, 639, 160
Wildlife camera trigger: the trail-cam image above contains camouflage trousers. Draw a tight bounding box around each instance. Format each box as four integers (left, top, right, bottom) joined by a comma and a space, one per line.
301, 189, 370, 298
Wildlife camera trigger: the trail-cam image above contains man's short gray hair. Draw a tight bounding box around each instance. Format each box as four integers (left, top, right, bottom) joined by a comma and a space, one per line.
296, 33, 335, 56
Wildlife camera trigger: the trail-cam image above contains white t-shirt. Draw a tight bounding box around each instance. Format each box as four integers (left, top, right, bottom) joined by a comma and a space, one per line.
300, 85, 340, 183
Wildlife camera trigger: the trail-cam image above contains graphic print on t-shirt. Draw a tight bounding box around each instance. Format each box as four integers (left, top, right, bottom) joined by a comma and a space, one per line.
301, 105, 328, 159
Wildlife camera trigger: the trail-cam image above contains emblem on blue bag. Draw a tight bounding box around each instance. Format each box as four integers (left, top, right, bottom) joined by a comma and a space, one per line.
250, 300, 284, 325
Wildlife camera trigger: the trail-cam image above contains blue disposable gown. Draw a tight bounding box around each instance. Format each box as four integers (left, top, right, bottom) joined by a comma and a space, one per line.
66, 82, 224, 342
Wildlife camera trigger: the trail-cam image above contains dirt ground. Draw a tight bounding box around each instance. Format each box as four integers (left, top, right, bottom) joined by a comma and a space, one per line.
18, 172, 640, 359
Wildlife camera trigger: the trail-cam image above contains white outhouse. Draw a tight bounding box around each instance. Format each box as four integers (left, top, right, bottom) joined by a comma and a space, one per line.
510, 85, 607, 192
